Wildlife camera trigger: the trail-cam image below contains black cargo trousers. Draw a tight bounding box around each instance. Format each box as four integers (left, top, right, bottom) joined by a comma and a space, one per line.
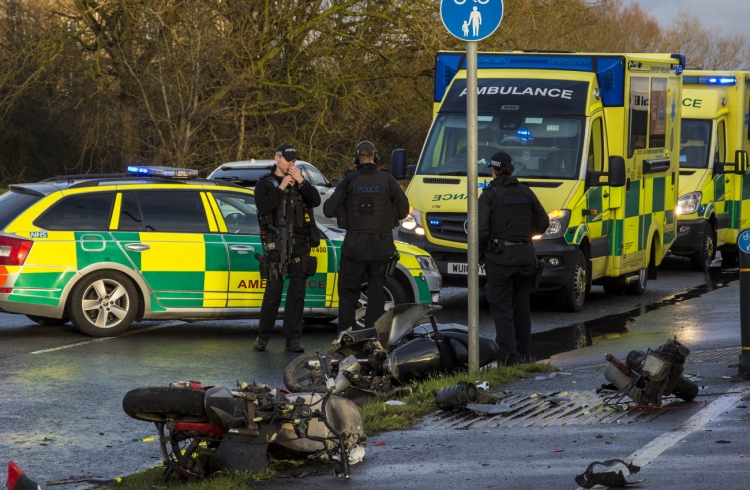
484, 242, 536, 365
257, 243, 313, 342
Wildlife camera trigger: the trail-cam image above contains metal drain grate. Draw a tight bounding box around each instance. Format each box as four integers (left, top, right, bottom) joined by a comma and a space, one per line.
686, 347, 740, 364
422, 391, 686, 429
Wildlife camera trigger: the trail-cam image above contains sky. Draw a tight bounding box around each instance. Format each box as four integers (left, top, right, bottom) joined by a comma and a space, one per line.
622, 0, 750, 33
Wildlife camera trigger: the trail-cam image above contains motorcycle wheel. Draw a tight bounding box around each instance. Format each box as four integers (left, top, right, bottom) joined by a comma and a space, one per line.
283, 352, 342, 393
672, 375, 699, 402
122, 387, 207, 422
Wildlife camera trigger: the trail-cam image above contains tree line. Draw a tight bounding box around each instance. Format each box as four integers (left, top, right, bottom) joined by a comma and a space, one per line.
0, 0, 746, 186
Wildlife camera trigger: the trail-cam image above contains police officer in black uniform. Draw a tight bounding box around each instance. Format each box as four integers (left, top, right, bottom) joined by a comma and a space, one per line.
478, 152, 550, 365
253, 144, 321, 353
323, 141, 409, 331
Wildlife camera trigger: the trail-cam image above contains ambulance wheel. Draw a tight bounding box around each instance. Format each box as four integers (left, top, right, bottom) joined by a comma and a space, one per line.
690, 223, 714, 273
356, 276, 407, 327
69, 271, 139, 337
625, 268, 648, 295
558, 250, 587, 312
26, 315, 70, 326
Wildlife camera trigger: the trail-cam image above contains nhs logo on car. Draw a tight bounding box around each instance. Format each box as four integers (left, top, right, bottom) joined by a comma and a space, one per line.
29, 231, 47, 238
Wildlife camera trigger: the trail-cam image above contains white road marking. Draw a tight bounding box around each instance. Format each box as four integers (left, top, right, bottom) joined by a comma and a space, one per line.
575, 386, 748, 489
628, 387, 747, 467
30, 321, 184, 355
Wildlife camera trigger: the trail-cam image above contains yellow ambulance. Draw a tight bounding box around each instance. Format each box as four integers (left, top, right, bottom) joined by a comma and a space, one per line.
391, 51, 685, 311
672, 71, 750, 270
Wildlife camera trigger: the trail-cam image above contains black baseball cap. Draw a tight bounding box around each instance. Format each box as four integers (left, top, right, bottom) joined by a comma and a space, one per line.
276, 143, 299, 161
489, 151, 513, 168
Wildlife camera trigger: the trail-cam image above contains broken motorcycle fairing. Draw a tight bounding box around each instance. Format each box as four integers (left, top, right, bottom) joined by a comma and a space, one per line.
604, 337, 699, 407
122, 380, 367, 480
283, 304, 499, 402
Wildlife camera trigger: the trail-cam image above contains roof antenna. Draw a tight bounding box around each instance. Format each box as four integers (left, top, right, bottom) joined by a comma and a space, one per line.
62, 162, 69, 183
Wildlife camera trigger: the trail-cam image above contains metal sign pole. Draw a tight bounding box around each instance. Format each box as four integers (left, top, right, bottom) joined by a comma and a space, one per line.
466, 41, 479, 374
738, 229, 750, 376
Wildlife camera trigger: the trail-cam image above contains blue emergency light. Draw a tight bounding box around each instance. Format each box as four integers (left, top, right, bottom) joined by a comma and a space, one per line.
126, 165, 199, 178
683, 75, 737, 86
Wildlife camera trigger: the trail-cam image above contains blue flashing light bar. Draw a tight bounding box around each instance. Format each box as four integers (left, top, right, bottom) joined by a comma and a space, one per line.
126, 165, 199, 179
434, 52, 640, 107
683, 75, 737, 86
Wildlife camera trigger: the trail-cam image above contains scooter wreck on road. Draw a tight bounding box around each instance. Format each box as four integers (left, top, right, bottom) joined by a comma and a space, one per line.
284, 304, 500, 402
603, 337, 699, 407
123, 370, 367, 481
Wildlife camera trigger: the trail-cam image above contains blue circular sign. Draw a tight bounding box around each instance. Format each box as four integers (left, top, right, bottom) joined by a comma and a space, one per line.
739, 229, 750, 254
440, 0, 504, 42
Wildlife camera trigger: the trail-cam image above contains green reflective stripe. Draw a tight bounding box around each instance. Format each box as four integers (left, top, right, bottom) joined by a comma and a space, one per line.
204, 235, 228, 272
652, 177, 665, 213
12, 271, 76, 290
7, 291, 60, 306
625, 181, 641, 218
574, 225, 587, 243
612, 219, 623, 256
743, 174, 750, 199
642, 214, 652, 250
74, 232, 132, 270
149, 293, 167, 312
729, 200, 741, 229
112, 232, 142, 269
586, 188, 602, 223
665, 209, 674, 225
143, 271, 204, 291
703, 203, 714, 220
414, 273, 431, 302
330, 239, 343, 268
714, 174, 725, 201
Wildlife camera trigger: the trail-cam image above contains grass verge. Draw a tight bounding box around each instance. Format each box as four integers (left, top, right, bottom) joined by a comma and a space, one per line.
107, 363, 555, 489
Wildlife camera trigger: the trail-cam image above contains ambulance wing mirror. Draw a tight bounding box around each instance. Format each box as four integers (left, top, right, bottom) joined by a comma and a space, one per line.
391, 149, 407, 180
331, 178, 342, 187
587, 156, 626, 188
735, 150, 749, 175
607, 156, 627, 187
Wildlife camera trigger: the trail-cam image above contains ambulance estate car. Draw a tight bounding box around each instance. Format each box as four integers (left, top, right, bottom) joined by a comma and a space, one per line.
671, 71, 750, 271
391, 51, 685, 311
0, 166, 441, 336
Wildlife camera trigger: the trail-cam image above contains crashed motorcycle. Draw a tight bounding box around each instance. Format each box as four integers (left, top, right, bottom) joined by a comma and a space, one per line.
284, 304, 499, 401
122, 376, 367, 480
603, 337, 699, 407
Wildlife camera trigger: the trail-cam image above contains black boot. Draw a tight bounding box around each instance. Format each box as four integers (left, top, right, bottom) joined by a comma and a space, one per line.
285, 338, 304, 353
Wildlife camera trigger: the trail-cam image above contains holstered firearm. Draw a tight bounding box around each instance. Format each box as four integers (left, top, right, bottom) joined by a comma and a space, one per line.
382, 251, 400, 277
533, 258, 545, 287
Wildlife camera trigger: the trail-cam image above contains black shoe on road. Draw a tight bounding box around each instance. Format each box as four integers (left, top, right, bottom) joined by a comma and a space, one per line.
253, 337, 268, 352
285, 339, 304, 353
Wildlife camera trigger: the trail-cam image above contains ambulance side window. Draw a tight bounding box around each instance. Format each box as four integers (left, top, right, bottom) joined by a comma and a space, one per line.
117, 192, 143, 231
35, 192, 114, 231
714, 120, 726, 164
211, 191, 260, 235
136, 191, 209, 233
628, 77, 649, 158
301, 164, 328, 186
587, 117, 604, 173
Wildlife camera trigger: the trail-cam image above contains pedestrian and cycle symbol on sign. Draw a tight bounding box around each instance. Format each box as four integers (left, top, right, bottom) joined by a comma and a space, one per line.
739, 230, 750, 254
441, 0, 503, 42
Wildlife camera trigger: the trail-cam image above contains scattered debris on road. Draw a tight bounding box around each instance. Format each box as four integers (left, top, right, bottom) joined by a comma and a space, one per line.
574, 459, 641, 489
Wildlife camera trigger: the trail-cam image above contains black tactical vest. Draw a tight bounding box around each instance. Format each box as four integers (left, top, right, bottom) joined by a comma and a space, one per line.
487, 178, 535, 242
257, 174, 311, 236
345, 169, 394, 233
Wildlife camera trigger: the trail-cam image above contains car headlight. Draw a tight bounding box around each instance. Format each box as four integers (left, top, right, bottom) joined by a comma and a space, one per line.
399, 207, 425, 236
416, 255, 437, 271
676, 192, 702, 215
534, 209, 571, 240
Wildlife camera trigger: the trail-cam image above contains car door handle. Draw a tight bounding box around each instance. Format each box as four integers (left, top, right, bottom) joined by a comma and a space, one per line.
125, 243, 150, 252
229, 245, 255, 254
602, 192, 609, 198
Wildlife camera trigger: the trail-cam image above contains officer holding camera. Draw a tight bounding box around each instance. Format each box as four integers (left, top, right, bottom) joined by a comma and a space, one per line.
478, 152, 549, 366
253, 144, 321, 353
323, 141, 409, 331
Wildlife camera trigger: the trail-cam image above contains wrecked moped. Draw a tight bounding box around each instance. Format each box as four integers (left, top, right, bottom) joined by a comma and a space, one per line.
122, 375, 367, 480
284, 304, 499, 401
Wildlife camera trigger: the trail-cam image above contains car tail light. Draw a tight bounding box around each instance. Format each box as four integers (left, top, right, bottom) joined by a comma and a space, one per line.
0, 236, 33, 266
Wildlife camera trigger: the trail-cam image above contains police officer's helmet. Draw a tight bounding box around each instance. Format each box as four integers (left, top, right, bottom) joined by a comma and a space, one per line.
354, 140, 380, 164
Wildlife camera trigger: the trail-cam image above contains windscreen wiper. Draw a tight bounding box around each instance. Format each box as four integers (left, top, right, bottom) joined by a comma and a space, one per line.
437, 171, 467, 176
